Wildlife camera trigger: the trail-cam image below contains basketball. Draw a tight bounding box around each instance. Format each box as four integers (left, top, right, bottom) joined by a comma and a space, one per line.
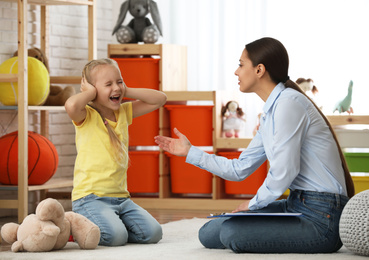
0, 131, 58, 185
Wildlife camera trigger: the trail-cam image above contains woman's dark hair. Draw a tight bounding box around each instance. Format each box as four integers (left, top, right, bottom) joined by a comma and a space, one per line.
245, 37, 355, 198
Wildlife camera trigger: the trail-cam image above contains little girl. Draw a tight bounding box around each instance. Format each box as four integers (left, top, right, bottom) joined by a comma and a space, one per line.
65, 58, 166, 246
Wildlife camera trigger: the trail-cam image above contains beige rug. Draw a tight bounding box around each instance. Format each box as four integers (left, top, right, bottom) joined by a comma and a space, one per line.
0, 218, 365, 260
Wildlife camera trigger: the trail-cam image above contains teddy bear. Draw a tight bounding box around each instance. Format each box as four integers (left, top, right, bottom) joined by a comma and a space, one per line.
112, 0, 163, 43
221, 101, 245, 138
0, 198, 100, 252
13, 47, 75, 106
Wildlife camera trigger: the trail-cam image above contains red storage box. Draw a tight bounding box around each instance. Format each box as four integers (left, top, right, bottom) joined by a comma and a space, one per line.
113, 58, 159, 90
113, 58, 160, 146
128, 110, 159, 146
127, 151, 159, 193
165, 105, 213, 146
218, 152, 268, 195
166, 152, 213, 194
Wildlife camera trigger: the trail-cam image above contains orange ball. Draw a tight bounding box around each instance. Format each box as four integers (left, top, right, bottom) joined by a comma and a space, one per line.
0, 131, 58, 185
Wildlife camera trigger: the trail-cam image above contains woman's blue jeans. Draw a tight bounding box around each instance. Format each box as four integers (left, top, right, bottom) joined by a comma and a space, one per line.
199, 190, 349, 253
72, 194, 162, 246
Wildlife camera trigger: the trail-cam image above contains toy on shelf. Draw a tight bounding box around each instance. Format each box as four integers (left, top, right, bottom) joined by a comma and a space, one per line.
0, 131, 58, 185
333, 80, 354, 114
252, 112, 263, 137
296, 77, 322, 110
0, 56, 49, 106
0, 198, 100, 252
112, 0, 163, 44
13, 48, 75, 106
221, 101, 245, 138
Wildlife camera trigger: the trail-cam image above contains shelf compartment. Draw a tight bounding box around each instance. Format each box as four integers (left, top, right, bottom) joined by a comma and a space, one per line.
5, 0, 94, 6
0, 178, 73, 209
166, 152, 213, 195
108, 44, 187, 92
127, 151, 160, 194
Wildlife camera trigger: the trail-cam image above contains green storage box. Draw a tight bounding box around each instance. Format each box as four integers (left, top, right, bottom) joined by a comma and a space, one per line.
344, 152, 369, 172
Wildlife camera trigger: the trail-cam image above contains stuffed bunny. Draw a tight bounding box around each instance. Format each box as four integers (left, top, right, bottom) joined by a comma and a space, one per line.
112, 0, 163, 44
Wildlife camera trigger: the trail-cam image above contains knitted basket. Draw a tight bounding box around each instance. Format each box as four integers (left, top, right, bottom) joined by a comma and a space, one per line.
339, 189, 369, 256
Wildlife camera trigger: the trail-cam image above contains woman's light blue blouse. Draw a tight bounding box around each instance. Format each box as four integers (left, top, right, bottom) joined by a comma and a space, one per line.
186, 83, 347, 210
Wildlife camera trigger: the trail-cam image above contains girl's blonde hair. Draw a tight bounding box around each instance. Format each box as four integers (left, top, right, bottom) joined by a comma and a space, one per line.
82, 58, 128, 165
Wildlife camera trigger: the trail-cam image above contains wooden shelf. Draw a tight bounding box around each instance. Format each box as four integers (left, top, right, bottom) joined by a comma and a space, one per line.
165, 91, 214, 101
5, 0, 93, 5
215, 137, 252, 150
326, 115, 369, 125
0, 178, 73, 192
0, 74, 18, 82
0, 0, 96, 223
108, 44, 187, 92
0, 178, 73, 210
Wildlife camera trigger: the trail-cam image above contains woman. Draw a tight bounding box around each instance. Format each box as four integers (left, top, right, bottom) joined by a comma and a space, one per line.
154, 37, 354, 253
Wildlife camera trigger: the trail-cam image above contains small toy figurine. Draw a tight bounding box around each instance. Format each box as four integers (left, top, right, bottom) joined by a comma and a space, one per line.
221, 101, 245, 138
333, 80, 354, 114
112, 0, 163, 44
296, 77, 322, 110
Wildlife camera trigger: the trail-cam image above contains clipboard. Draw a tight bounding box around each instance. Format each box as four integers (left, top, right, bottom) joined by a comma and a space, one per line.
207, 212, 303, 218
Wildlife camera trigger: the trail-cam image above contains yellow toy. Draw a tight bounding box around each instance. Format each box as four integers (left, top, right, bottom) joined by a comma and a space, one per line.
13, 48, 76, 106
0, 56, 50, 106
0, 198, 100, 252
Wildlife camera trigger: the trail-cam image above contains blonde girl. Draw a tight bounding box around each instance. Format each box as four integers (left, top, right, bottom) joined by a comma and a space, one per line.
65, 58, 166, 246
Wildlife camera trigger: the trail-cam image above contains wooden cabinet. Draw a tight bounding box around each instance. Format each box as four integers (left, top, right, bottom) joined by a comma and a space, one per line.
109, 44, 369, 211
108, 44, 254, 211
0, 0, 96, 223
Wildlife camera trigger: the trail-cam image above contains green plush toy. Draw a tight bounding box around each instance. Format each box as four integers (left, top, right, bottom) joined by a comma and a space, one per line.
0, 56, 50, 106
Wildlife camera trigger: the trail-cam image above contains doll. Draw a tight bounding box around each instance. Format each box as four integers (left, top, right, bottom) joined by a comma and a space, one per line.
221, 101, 245, 138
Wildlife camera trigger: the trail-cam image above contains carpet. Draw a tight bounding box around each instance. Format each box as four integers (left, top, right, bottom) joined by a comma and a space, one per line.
0, 218, 365, 260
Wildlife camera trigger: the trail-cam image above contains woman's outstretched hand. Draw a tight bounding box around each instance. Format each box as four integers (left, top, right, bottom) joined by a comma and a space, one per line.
154, 128, 192, 157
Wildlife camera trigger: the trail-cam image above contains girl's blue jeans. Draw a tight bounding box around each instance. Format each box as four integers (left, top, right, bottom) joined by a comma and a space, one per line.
72, 194, 162, 246
199, 190, 349, 253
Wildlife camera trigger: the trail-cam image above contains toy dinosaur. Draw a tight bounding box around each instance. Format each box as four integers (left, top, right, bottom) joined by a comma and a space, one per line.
333, 80, 353, 114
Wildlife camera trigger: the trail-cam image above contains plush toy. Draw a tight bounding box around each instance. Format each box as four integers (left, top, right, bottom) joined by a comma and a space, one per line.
221, 101, 245, 138
112, 0, 163, 43
296, 77, 323, 110
0, 131, 58, 185
0, 56, 49, 106
333, 80, 354, 114
13, 48, 75, 106
0, 198, 100, 252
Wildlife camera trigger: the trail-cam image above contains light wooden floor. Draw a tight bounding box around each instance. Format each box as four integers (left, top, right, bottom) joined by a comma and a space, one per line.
0, 209, 210, 251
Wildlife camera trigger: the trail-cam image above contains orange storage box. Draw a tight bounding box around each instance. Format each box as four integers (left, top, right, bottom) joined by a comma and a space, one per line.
218, 152, 268, 195
166, 152, 213, 194
165, 105, 213, 146
114, 58, 160, 146
127, 151, 159, 193
113, 58, 159, 90
128, 110, 159, 146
